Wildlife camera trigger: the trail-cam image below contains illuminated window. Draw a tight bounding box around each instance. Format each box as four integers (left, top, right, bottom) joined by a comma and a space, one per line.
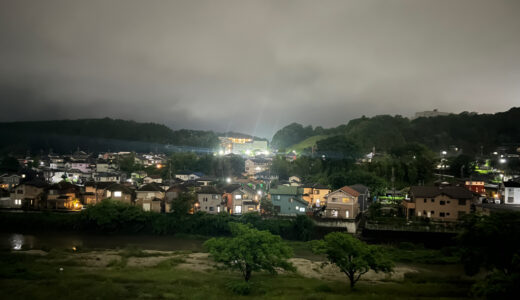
342, 198, 350, 203
331, 210, 338, 217
235, 205, 242, 214
217, 206, 221, 213
14, 199, 21, 205
114, 191, 122, 197
299, 207, 305, 212
346, 210, 350, 218
235, 194, 242, 200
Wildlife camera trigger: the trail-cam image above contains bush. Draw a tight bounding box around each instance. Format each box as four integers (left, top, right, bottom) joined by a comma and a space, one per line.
227, 280, 251, 295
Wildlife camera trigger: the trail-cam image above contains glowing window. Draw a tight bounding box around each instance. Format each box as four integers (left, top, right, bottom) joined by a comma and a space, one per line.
114, 191, 122, 197
235, 205, 242, 214
342, 198, 350, 203
235, 194, 242, 200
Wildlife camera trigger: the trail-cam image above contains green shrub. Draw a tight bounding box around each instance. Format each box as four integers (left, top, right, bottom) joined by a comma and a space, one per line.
314, 283, 333, 293
227, 280, 251, 295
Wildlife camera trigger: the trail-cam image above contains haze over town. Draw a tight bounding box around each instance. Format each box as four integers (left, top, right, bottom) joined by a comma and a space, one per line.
1, 0, 520, 137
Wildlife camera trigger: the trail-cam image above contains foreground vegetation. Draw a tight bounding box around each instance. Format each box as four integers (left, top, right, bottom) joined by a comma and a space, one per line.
0, 246, 474, 300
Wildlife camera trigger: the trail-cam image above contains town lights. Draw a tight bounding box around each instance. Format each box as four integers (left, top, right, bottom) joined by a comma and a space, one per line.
499, 158, 507, 164
441, 150, 447, 155
156, 164, 162, 169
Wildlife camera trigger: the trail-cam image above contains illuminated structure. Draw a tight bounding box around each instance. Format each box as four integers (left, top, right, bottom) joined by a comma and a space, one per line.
218, 137, 269, 156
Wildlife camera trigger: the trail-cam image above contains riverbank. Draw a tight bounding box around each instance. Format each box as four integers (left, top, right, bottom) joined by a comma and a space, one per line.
0, 246, 474, 299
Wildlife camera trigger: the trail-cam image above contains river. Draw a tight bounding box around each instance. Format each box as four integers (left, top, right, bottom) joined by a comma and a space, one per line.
0, 232, 205, 252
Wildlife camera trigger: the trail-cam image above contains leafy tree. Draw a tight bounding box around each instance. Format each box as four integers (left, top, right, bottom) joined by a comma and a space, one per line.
260, 197, 275, 216
170, 192, 196, 215
271, 123, 314, 150
312, 232, 393, 288
458, 212, 520, 298
0, 156, 20, 172
292, 215, 314, 241
204, 223, 295, 281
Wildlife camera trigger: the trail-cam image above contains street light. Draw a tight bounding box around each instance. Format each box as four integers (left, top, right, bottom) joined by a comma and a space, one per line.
499, 158, 507, 164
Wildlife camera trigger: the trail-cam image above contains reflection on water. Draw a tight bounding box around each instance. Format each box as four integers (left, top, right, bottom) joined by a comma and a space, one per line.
0, 232, 204, 252
10, 234, 24, 250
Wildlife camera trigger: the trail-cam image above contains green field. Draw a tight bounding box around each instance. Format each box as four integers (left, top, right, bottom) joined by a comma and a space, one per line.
287, 135, 330, 154
0, 243, 474, 300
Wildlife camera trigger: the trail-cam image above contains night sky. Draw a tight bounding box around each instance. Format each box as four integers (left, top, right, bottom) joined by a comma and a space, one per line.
1, 0, 519, 138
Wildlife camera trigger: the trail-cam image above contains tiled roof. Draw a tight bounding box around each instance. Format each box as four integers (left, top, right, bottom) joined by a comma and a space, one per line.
198, 186, 222, 194
138, 183, 163, 192
339, 186, 360, 197
269, 186, 300, 195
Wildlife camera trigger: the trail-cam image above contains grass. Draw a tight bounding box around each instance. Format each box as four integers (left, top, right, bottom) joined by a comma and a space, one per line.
287, 135, 330, 154
0, 248, 473, 300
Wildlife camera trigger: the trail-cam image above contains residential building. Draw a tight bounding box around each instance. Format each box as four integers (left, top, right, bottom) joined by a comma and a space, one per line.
175, 172, 203, 181
269, 186, 308, 216
244, 158, 270, 176
45, 182, 81, 210
465, 180, 485, 195
504, 181, 520, 205
0, 174, 21, 190
197, 186, 226, 214
349, 184, 371, 212
324, 186, 360, 219
85, 182, 134, 205
164, 185, 187, 213
143, 175, 163, 184
301, 183, 331, 207
136, 183, 165, 212
402, 186, 475, 221
223, 184, 259, 214
10, 180, 48, 209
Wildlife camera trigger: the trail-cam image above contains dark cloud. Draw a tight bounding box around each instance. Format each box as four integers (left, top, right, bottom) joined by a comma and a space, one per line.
1, 0, 519, 138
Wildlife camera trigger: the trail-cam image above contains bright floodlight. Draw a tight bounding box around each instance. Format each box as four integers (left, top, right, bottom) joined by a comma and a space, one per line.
441, 151, 447, 155
499, 158, 507, 164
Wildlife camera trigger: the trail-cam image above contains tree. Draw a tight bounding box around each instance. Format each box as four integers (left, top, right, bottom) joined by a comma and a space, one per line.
170, 192, 195, 215
0, 156, 20, 173
204, 223, 295, 282
458, 212, 520, 299
260, 197, 275, 216
312, 232, 393, 289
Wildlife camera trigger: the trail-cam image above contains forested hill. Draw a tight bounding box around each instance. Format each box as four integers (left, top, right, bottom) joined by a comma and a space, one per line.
272, 107, 520, 154
0, 118, 220, 154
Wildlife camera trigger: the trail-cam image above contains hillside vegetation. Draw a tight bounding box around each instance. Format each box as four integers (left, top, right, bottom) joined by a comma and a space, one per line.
272, 108, 520, 154
0, 118, 220, 154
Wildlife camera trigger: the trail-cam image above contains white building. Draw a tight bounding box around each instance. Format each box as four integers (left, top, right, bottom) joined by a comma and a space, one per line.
504, 181, 520, 204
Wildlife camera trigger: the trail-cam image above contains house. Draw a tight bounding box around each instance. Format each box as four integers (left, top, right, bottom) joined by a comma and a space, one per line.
143, 175, 163, 184
10, 180, 48, 209
349, 184, 371, 212
402, 186, 475, 221
197, 186, 226, 214
504, 181, 520, 204
45, 182, 81, 210
0, 174, 21, 190
289, 176, 301, 186
301, 183, 331, 207
269, 186, 308, 216
94, 172, 121, 182
175, 172, 203, 181
223, 184, 259, 214
323, 186, 360, 219
136, 183, 165, 212
465, 180, 486, 195
84, 182, 134, 205
195, 177, 216, 186
253, 170, 278, 181
244, 158, 270, 176
0, 188, 16, 208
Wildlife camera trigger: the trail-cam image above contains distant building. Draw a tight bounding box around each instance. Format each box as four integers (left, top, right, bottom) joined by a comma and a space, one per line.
324, 186, 360, 219
402, 186, 475, 221
175, 172, 203, 181
413, 109, 450, 119
504, 181, 520, 205
269, 185, 308, 216
197, 186, 226, 214
245, 158, 270, 176
349, 184, 371, 212
218, 136, 269, 156
136, 183, 165, 212
222, 184, 259, 214
301, 183, 330, 207
465, 180, 485, 195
